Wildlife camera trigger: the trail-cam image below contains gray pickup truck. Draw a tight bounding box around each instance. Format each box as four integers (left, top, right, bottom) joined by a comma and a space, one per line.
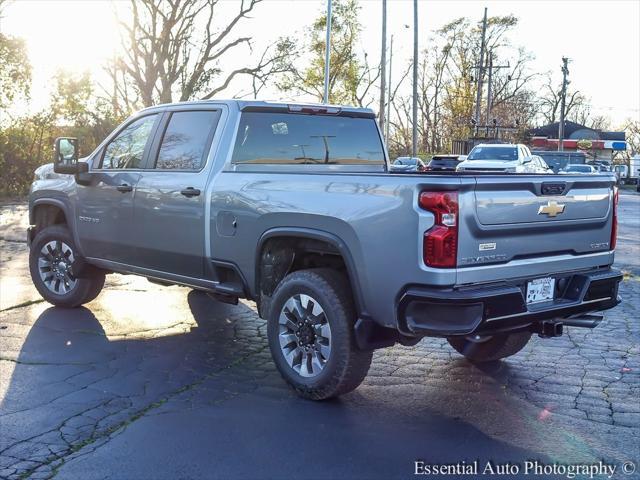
28, 100, 622, 400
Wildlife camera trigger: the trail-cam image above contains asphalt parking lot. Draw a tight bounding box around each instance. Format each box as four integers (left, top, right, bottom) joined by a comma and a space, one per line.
1, 191, 639, 480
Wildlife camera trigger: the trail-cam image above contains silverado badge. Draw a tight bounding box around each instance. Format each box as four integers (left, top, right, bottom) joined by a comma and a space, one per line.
538, 200, 565, 217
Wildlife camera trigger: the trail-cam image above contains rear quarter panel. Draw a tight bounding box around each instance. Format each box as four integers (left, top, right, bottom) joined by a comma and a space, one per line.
209, 172, 462, 328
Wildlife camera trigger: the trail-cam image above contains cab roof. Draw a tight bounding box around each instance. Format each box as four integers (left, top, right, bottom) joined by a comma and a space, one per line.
139, 99, 375, 118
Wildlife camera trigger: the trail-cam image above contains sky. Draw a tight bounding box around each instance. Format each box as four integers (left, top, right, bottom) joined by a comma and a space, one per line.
2, 0, 639, 126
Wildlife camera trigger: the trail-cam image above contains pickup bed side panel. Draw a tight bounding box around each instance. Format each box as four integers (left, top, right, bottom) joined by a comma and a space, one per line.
209, 172, 459, 328
209, 171, 617, 331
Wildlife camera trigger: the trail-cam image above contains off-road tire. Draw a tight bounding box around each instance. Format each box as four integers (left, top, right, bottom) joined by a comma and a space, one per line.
267, 268, 373, 400
447, 331, 532, 363
29, 225, 105, 308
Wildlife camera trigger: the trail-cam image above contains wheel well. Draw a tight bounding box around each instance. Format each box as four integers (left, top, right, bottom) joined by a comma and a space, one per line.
32, 204, 67, 235
257, 236, 350, 317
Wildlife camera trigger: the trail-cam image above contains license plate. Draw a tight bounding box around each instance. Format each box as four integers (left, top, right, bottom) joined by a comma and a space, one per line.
526, 277, 555, 304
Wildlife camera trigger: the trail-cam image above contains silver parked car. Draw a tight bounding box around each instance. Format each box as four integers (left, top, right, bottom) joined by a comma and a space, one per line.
390, 156, 426, 172
457, 143, 552, 174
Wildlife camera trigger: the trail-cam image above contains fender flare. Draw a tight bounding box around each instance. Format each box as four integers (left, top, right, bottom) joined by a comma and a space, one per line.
30, 197, 85, 258
255, 227, 370, 320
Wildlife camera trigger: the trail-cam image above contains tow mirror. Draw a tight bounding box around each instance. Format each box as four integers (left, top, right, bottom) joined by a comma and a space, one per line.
53, 137, 88, 174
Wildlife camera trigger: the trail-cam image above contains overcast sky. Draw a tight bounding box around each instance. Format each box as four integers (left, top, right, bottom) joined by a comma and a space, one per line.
2, 0, 639, 126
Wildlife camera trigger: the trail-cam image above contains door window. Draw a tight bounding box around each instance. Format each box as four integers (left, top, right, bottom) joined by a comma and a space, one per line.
101, 115, 158, 169
155, 111, 219, 170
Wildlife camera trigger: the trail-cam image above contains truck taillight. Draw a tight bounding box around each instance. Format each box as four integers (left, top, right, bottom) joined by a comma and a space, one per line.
611, 186, 618, 250
419, 191, 458, 268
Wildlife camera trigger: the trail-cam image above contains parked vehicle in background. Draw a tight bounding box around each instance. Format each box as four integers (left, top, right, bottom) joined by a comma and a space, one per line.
532, 155, 553, 172
456, 144, 551, 173
532, 150, 586, 173
390, 156, 426, 172
589, 160, 612, 172
424, 155, 462, 172
561, 164, 598, 174
615, 155, 640, 185
28, 100, 622, 400
631, 155, 640, 184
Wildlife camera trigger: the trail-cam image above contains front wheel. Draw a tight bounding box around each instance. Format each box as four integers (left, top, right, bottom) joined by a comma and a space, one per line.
267, 268, 373, 400
29, 225, 105, 308
447, 331, 532, 363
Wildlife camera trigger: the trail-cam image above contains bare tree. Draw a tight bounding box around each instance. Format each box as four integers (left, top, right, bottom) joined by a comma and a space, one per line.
388, 14, 537, 156
117, 0, 292, 107
621, 119, 640, 155
538, 74, 588, 124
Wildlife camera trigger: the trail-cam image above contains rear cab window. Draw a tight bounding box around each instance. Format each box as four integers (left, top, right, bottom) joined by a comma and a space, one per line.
231, 112, 385, 169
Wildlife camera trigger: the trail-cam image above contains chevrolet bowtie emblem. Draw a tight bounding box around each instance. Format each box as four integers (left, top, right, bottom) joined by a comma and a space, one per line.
538, 200, 566, 217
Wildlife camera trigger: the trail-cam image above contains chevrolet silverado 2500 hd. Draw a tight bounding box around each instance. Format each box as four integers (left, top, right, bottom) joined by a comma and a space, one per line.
28, 100, 622, 400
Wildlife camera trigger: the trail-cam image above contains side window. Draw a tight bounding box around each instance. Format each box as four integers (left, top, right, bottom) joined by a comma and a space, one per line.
155, 111, 219, 170
102, 115, 158, 169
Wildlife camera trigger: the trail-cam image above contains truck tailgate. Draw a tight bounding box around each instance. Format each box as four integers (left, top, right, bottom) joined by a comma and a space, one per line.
456, 174, 616, 284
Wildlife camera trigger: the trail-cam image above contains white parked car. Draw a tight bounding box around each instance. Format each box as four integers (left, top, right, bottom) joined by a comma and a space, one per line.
456, 144, 552, 174
560, 164, 599, 175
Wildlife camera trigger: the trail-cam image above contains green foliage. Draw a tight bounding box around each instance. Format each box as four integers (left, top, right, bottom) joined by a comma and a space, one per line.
0, 71, 124, 196
279, 0, 364, 104
0, 32, 31, 111
0, 113, 53, 196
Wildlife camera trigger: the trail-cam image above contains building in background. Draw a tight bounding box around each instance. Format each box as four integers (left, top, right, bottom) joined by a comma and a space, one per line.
528, 121, 626, 163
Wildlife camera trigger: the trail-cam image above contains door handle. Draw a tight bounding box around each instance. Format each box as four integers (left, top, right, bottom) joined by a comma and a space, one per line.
180, 187, 201, 197
116, 184, 133, 193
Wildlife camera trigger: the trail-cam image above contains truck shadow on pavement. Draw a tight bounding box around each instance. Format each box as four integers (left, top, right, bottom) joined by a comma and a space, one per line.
0, 290, 574, 479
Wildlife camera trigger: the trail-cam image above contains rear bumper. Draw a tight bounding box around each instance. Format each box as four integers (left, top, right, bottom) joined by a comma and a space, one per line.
397, 268, 622, 337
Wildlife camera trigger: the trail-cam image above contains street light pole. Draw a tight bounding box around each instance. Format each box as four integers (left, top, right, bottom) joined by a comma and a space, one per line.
474, 7, 488, 128
412, 0, 418, 157
379, 0, 387, 132
323, 0, 333, 104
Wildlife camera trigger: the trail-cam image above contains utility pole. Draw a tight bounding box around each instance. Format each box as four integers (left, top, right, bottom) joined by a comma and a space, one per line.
323, 0, 333, 104
385, 35, 393, 143
412, 0, 418, 157
379, 0, 387, 132
558, 56, 570, 151
474, 7, 488, 130
485, 50, 509, 135
485, 52, 493, 125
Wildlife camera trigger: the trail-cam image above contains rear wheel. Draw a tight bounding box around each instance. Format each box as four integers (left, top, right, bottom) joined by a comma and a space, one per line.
267, 268, 373, 400
29, 225, 105, 308
447, 331, 532, 363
